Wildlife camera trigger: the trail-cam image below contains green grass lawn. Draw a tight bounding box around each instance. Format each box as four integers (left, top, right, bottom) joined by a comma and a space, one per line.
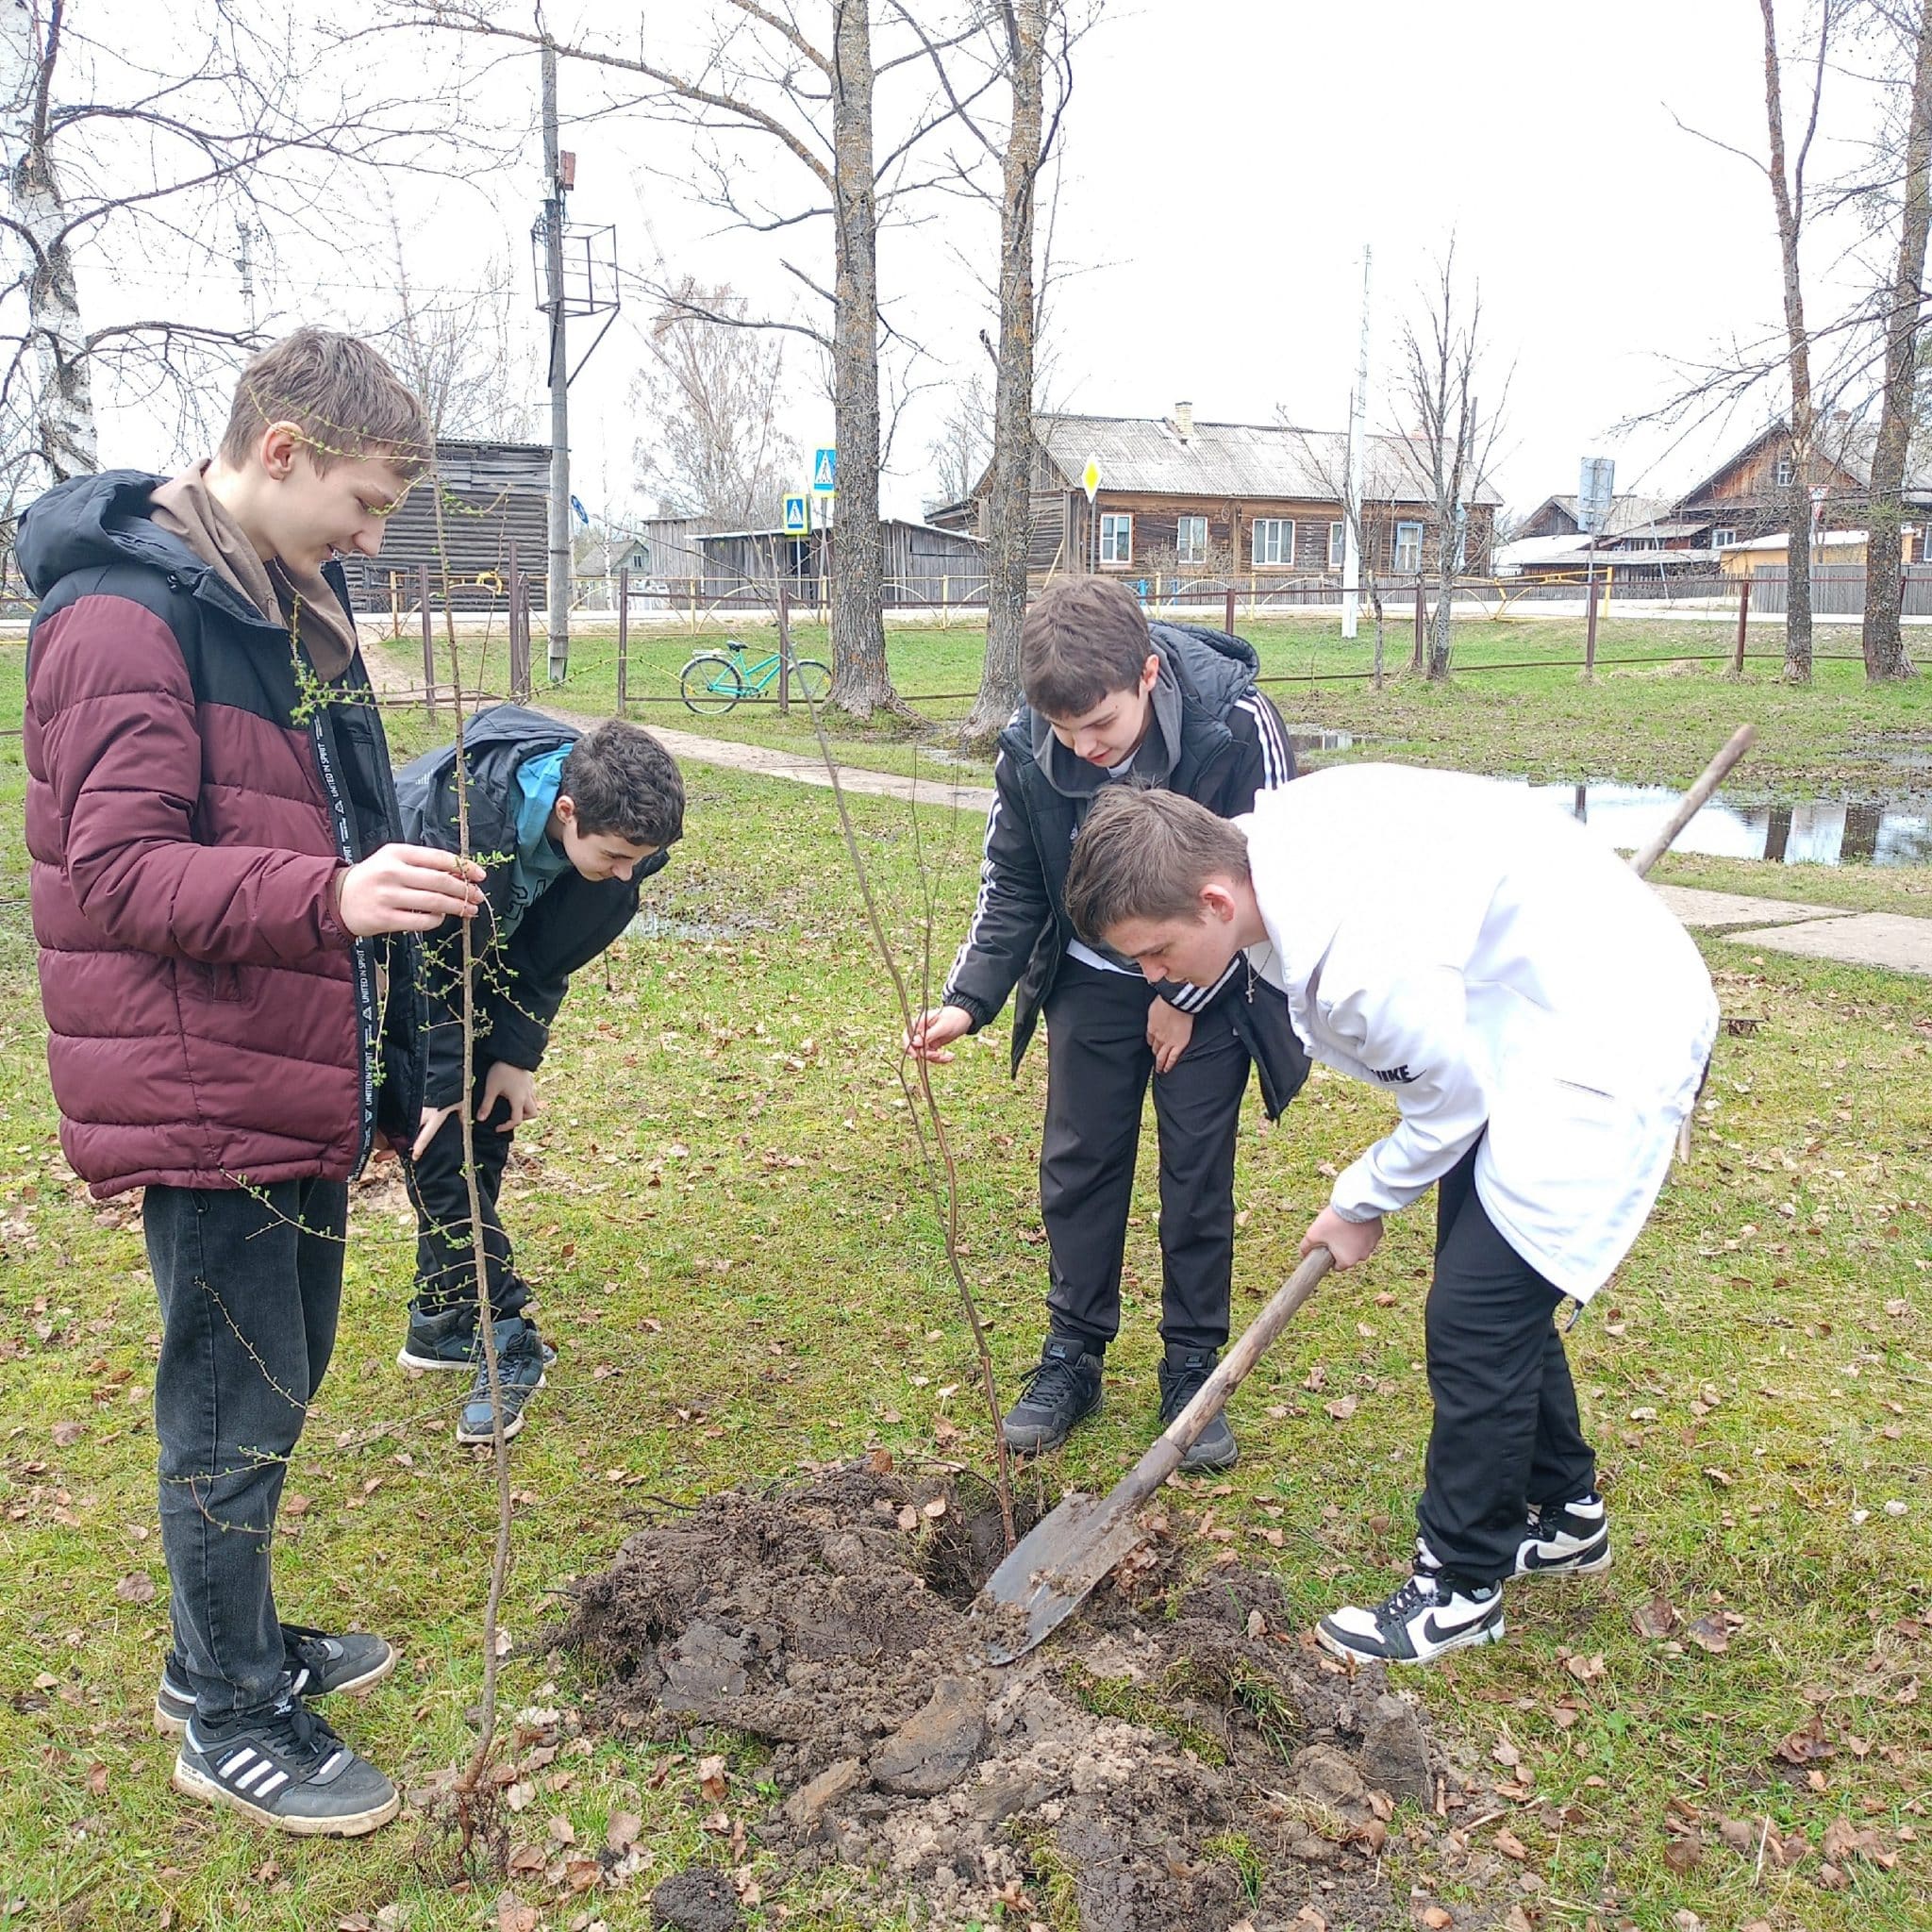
3, 639, 1931, 1929
369, 609, 1932, 805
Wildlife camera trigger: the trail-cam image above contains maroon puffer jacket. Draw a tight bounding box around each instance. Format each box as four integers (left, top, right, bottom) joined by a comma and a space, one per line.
19, 471, 422, 1197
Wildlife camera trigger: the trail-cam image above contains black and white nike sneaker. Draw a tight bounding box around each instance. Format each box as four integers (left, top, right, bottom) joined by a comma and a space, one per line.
1513, 1493, 1611, 1578
155, 1624, 396, 1738
172, 1690, 399, 1836
1317, 1544, 1505, 1666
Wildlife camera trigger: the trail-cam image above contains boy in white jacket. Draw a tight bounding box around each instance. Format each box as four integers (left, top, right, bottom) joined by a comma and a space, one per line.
1063, 771, 1717, 1665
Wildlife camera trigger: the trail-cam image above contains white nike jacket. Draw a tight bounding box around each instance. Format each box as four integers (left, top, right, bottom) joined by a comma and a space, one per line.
1242, 765, 1718, 1301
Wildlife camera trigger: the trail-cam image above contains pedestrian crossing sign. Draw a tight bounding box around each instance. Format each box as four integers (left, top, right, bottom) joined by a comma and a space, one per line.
812, 446, 837, 493
782, 491, 809, 535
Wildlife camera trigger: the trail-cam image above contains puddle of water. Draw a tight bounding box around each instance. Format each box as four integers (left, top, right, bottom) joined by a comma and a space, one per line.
625, 912, 743, 941
1286, 728, 1359, 755
1513, 779, 1932, 868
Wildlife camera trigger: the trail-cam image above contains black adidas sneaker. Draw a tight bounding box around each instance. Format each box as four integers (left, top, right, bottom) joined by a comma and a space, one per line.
1318, 1543, 1505, 1666
173, 1691, 399, 1836
155, 1624, 396, 1738
1514, 1493, 1611, 1577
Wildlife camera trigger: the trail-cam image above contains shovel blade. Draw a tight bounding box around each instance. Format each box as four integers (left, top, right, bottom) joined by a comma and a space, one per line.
973, 1490, 1151, 1664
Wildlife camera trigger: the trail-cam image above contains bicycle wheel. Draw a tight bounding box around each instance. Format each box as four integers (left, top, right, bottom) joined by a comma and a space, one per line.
680, 654, 745, 715
790, 658, 832, 704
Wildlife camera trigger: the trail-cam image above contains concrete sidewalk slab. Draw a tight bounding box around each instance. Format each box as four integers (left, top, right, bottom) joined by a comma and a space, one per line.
1719, 912, 1932, 976
1650, 886, 1855, 929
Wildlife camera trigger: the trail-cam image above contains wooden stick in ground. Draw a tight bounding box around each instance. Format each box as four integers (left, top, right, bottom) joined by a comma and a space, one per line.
1627, 724, 1757, 879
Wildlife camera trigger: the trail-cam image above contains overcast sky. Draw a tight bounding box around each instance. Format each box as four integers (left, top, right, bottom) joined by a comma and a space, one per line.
78, 0, 1898, 525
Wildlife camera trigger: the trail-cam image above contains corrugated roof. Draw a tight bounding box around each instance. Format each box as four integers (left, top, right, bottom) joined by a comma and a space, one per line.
1033, 413, 1502, 507
1526, 491, 1680, 537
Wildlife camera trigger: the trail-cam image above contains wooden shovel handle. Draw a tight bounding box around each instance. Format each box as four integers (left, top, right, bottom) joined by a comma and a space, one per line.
1108, 1246, 1336, 1514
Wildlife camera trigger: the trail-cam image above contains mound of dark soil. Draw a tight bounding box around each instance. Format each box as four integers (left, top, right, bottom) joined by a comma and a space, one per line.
561, 1465, 1451, 1932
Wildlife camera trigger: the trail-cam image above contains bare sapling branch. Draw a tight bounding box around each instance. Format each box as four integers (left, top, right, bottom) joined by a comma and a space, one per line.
798, 691, 1017, 1551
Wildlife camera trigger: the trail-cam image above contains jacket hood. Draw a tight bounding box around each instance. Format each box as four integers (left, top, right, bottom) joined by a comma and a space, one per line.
17, 470, 286, 635
1027, 621, 1259, 801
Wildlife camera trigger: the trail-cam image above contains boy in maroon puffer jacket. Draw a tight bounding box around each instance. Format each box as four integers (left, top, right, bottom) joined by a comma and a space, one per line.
20, 329, 481, 1837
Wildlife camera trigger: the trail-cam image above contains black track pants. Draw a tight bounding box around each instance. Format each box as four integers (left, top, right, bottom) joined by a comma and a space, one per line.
1415, 1141, 1598, 1586
1039, 959, 1253, 1355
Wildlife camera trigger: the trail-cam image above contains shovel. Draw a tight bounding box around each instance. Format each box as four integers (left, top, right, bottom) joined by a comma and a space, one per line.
974, 724, 1758, 1665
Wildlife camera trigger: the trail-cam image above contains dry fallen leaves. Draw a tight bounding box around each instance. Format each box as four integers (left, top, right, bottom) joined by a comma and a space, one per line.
1631, 1595, 1678, 1641
698, 1754, 728, 1801
113, 1572, 156, 1605
1683, 1614, 1730, 1656
1324, 1395, 1358, 1423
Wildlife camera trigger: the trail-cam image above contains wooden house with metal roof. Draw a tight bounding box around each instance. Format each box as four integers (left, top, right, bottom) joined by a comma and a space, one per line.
933, 405, 1502, 583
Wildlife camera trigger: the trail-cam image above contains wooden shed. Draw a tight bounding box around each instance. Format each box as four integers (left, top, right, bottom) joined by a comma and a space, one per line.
340, 438, 549, 611
687, 518, 989, 608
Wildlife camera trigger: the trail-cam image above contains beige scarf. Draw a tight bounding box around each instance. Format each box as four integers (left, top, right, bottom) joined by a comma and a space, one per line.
150, 461, 358, 681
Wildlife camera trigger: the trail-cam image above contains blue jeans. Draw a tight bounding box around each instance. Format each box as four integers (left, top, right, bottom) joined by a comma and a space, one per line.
144, 1179, 346, 1724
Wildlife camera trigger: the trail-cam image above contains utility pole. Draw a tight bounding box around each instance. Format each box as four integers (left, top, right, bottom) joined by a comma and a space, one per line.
234, 220, 258, 333
1342, 244, 1371, 641
541, 37, 571, 682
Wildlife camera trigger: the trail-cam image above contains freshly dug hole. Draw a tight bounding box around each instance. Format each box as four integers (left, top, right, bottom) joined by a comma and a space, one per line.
558, 1465, 1452, 1930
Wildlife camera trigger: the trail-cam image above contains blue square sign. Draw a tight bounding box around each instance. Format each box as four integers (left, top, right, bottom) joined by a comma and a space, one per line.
812, 446, 837, 493
781, 491, 809, 535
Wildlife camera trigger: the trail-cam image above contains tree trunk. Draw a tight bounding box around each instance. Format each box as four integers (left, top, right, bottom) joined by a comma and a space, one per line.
963, 0, 1044, 746
826, 0, 895, 720
1761, 0, 1817, 682
1369, 582, 1386, 691
1426, 551, 1455, 678
1863, 0, 1932, 683
5, 0, 96, 483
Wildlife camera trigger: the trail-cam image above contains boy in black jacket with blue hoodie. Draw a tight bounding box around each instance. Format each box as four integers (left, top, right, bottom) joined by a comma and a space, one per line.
908, 577, 1307, 1469
393, 707, 682, 1442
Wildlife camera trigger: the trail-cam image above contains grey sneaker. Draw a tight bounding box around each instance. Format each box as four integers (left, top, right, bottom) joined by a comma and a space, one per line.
155, 1624, 397, 1737
1158, 1344, 1239, 1473
1001, 1335, 1104, 1456
173, 1690, 399, 1837
398, 1299, 557, 1373
456, 1315, 549, 1443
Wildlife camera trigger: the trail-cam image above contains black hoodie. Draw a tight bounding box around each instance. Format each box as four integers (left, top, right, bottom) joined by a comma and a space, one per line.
941, 621, 1305, 1106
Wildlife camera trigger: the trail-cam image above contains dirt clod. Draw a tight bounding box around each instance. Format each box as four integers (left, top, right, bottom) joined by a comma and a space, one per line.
650, 1866, 739, 1931
562, 1467, 1442, 1929
1359, 1693, 1433, 1806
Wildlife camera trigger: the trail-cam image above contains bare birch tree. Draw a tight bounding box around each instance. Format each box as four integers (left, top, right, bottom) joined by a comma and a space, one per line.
631, 280, 801, 526
1391, 246, 1507, 681
1757, 0, 1842, 682
1858, 0, 1932, 680
924, 363, 991, 508
0, 0, 477, 491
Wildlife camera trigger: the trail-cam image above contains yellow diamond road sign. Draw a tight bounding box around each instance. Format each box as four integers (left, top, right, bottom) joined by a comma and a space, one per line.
1081, 457, 1101, 503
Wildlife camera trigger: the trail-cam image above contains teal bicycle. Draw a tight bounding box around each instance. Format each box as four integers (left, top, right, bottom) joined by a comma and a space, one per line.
679, 638, 832, 714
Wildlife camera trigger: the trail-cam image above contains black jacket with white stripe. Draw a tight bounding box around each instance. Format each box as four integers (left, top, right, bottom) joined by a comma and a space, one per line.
942, 622, 1301, 1095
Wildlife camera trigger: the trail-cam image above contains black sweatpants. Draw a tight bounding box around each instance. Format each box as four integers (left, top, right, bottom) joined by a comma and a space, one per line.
403, 1074, 531, 1324
1415, 1141, 1597, 1587
1040, 958, 1253, 1355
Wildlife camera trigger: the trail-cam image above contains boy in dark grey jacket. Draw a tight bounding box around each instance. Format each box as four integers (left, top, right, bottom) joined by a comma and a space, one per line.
908, 578, 1307, 1469
394, 707, 682, 1442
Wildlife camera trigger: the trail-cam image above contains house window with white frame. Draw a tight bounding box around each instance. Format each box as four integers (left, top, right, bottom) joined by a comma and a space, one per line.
1328, 520, 1347, 569
1712, 527, 1737, 549
1774, 452, 1795, 488
1252, 518, 1295, 567
1099, 512, 1132, 565
1175, 514, 1208, 566
1393, 521, 1424, 573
